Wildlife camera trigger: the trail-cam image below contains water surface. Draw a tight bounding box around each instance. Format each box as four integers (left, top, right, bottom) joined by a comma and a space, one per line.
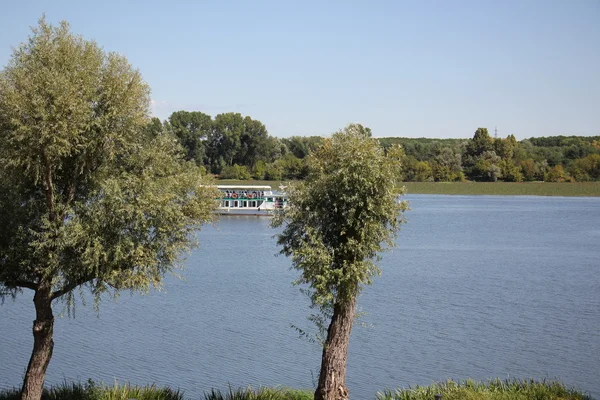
1, 195, 599, 398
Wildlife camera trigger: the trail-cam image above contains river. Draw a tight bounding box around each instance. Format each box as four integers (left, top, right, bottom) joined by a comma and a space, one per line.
1, 195, 599, 399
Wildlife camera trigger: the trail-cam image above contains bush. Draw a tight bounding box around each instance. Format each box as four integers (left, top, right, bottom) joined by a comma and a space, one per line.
220, 164, 252, 180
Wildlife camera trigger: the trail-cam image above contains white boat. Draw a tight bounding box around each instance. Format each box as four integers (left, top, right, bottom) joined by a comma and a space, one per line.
216, 185, 288, 216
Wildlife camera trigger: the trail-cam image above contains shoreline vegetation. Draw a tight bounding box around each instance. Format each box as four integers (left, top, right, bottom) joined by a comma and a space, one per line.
0, 379, 593, 400
218, 180, 600, 197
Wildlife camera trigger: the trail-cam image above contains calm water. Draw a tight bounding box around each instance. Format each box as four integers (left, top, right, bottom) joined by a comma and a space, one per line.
1, 195, 599, 399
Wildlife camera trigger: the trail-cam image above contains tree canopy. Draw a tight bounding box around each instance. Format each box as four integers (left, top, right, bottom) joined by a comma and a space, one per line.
162, 108, 600, 183
0, 18, 218, 400
273, 124, 407, 400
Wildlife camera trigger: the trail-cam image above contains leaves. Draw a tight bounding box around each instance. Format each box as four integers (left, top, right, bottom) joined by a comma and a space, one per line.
273, 124, 407, 313
0, 18, 218, 307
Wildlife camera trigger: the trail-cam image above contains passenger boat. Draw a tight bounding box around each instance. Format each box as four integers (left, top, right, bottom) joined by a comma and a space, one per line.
216, 185, 288, 216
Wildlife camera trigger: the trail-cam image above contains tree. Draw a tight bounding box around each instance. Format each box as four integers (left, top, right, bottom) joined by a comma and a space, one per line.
282, 136, 324, 159
220, 163, 251, 180
433, 147, 463, 181
545, 165, 569, 182
519, 159, 539, 181
472, 151, 502, 181
168, 110, 213, 166
467, 127, 493, 157
237, 116, 269, 166
414, 160, 434, 181
206, 112, 244, 173
0, 19, 218, 400
494, 134, 518, 160
273, 124, 407, 400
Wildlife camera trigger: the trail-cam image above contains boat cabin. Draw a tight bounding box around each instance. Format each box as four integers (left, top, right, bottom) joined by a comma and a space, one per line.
216, 185, 287, 215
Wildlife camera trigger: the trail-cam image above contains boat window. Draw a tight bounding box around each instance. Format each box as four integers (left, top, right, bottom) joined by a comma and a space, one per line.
242, 201, 247, 207
224, 201, 229, 207
251, 201, 256, 207
234, 200, 238, 207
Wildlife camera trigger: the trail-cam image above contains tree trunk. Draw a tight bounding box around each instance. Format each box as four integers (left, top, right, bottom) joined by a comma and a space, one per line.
314, 296, 357, 400
21, 285, 54, 400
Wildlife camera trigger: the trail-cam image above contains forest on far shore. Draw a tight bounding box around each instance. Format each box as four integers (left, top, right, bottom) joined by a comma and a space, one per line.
150, 110, 600, 183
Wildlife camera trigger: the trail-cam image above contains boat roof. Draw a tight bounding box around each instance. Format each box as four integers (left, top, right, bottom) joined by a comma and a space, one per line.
216, 185, 272, 190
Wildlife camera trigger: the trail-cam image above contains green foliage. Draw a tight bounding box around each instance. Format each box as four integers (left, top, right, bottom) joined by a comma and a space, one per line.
0, 381, 183, 400
518, 159, 540, 181
164, 110, 600, 183
0, 17, 218, 304
221, 164, 252, 180
569, 154, 600, 181
264, 163, 284, 180
204, 386, 313, 400
273, 123, 407, 310
432, 148, 463, 182
499, 160, 523, 182
376, 378, 593, 400
471, 151, 502, 182
169, 110, 212, 165
204, 113, 276, 174
282, 136, 325, 159
2, 379, 590, 400
467, 128, 494, 157
252, 160, 268, 180
274, 154, 307, 180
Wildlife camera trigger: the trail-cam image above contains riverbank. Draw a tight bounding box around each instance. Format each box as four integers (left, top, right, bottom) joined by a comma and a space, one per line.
0, 379, 593, 400
217, 180, 600, 197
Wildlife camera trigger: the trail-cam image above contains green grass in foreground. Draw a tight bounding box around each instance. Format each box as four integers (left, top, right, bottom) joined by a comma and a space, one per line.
0, 382, 311, 400
217, 179, 600, 197
377, 378, 594, 400
0, 381, 183, 400
0, 379, 593, 400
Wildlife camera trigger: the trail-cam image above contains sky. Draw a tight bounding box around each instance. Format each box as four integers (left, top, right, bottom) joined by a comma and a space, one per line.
1, 0, 599, 139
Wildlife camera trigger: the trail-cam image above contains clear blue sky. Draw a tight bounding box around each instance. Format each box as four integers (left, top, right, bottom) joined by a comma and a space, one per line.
1, 0, 599, 139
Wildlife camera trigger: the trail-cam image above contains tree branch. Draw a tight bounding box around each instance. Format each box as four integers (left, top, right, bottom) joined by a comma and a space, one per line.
5, 280, 37, 291
50, 275, 94, 301
60, 167, 78, 221
41, 150, 55, 221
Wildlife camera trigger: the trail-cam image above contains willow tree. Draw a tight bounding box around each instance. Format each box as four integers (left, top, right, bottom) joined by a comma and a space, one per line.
0, 19, 218, 400
273, 124, 407, 400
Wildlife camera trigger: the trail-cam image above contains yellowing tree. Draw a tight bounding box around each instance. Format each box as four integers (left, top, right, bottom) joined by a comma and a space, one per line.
0, 19, 218, 400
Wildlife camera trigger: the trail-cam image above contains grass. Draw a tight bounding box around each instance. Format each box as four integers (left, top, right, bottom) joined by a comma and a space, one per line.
203, 386, 313, 400
0, 382, 311, 400
1, 379, 593, 400
401, 182, 600, 197
217, 179, 600, 197
0, 381, 183, 400
376, 378, 594, 400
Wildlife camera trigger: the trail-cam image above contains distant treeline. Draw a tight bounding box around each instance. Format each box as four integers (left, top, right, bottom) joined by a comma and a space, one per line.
152, 111, 600, 182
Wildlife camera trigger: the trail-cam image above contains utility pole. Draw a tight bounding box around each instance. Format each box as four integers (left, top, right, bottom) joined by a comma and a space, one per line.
494, 126, 498, 139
